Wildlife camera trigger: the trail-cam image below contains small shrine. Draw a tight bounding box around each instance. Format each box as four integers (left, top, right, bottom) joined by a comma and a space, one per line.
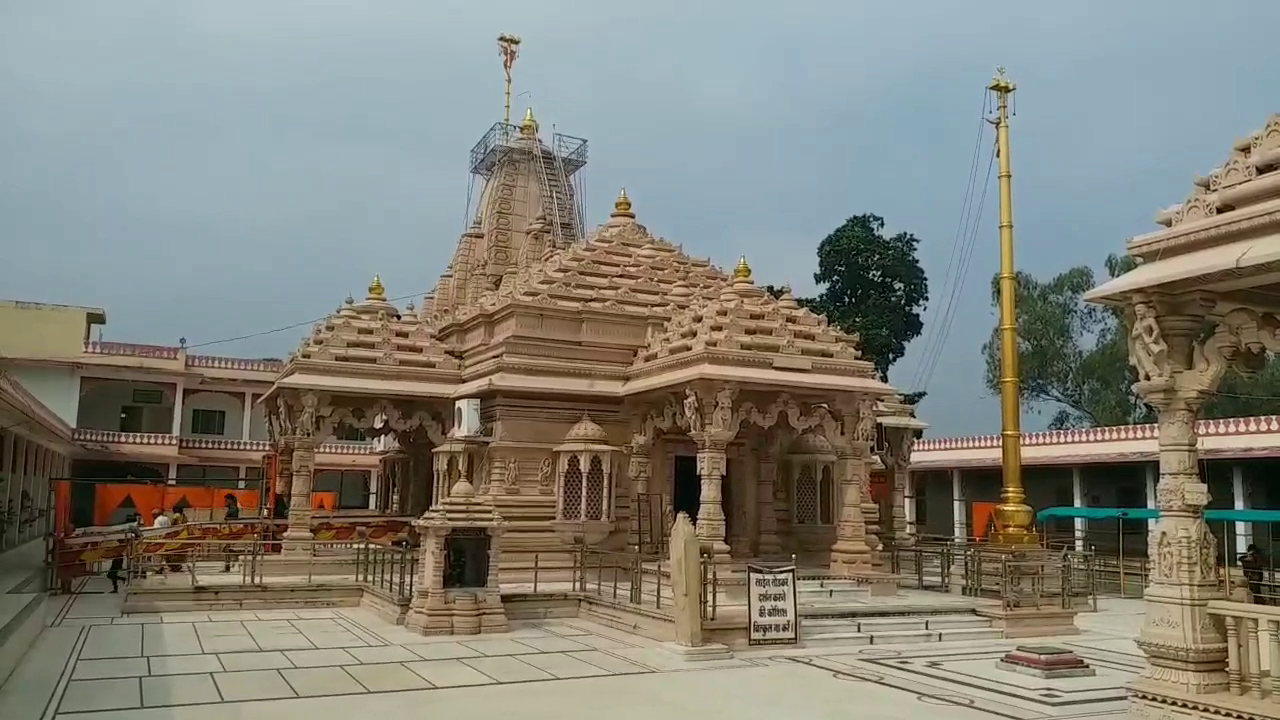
405, 462, 508, 635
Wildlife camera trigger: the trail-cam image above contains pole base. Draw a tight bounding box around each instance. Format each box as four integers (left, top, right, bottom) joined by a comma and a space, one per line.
989, 530, 1040, 546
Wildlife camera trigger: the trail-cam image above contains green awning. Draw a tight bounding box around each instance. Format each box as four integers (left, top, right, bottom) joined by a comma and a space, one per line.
1036, 506, 1280, 523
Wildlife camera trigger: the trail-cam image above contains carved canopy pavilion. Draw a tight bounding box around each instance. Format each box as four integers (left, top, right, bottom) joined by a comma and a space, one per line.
1087, 114, 1280, 719
260, 108, 912, 581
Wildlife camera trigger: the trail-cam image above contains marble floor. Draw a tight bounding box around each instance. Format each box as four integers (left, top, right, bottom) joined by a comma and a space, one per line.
1, 586, 1147, 720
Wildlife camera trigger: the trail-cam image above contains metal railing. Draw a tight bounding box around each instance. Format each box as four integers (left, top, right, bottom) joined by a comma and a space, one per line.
354, 544, 418, 600
887, 541, 1099, 611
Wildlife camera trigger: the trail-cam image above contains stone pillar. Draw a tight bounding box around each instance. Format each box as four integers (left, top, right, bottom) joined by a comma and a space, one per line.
694, 440, 730, 560
282, 439, 316, 554
757, 437, 782, 557
171, 380, 184, 436
829, 445, 872, 575
879, 426, 915, 548
627, 448, 651, 553
950, 469, 966, 542
1127, 295, 1255, 703
1231, 464, 1250, 555
242, 392, 253, 441
1071, 466, 1085, 551
275, 440, 294, 515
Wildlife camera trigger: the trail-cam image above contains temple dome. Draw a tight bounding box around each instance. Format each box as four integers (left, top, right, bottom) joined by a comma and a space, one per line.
789, 429, 835, 457
563, 413, 609, 443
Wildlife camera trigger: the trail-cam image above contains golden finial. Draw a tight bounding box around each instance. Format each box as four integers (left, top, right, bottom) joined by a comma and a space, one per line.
367, 274, 386, 300
733, 255, 752, 281
520, 106, 538, 137
615, 188, 632, 213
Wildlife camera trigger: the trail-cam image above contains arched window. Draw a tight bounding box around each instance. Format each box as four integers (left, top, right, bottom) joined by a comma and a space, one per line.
561, 454, 583, 521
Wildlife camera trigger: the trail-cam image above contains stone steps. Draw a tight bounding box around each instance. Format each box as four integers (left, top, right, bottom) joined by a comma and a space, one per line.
798, 614, 1002, 647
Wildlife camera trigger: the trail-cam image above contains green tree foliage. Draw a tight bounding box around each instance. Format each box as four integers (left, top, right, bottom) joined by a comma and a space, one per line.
983, 254, 1280, 428
803, 215, 929, 378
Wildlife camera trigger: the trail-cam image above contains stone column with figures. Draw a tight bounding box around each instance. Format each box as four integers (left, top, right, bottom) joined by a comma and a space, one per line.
829, 398, 875, 575
878, 426, 916, 548
685, 385, 740, 562
1127, 295, 1264, 704
275, 391, 340, 556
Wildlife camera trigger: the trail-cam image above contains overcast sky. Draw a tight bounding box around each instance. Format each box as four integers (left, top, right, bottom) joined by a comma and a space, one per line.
2, 1, 1277, 435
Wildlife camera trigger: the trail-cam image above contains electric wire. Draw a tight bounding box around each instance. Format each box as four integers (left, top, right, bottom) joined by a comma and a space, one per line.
907, 92, 994, 393
916, 142, 995, 393
906, 93, 987, 391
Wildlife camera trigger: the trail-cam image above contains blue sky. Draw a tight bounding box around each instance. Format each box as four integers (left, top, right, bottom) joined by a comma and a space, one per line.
2, 1, 1277, 435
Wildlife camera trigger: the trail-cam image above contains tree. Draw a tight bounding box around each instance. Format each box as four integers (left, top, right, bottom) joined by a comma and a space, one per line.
801, 215, 929, 378
982, 254, 1280, 428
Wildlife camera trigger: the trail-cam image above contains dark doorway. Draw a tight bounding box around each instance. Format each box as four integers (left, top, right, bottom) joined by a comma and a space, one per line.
673, 455, 700, 522
444, 528, 491, 589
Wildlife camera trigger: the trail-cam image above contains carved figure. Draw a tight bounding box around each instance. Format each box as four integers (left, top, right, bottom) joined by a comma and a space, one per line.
1130, 302, 1170, 382
854, 399, 877, 443
683, 388, 702, 433
504, 458, 520, 488
276, 398, 294, 436
538, 457, 553, 488
296, 393, 318, 438
711, 387, 735, 431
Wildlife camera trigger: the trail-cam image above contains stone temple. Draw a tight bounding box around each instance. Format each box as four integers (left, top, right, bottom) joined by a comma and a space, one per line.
260, 104, 920, 592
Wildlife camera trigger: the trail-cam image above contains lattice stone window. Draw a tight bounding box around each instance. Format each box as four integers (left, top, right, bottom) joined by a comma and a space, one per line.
789, 429, 837, 527
551, 414, 619, 545
561, 455, 584, 520
795, 464, 819, 525
584, 455, 605, 520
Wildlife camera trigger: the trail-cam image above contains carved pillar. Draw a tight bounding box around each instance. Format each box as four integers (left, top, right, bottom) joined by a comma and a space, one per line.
758, 433, 782, 557
627, 446, 651, 553
830, 399, 874, 576
282, 438, 316, 554
275, 440, 294, 518
1129, 295, 1257, 701
879, 426, 916, 548
694, 437, 730, 560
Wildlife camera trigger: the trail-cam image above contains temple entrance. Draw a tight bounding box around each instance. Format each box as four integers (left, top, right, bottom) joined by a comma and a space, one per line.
673, 455, 700, 522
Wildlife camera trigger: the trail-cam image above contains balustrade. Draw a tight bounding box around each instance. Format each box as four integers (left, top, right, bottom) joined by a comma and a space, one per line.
1209, 600, 1280, 703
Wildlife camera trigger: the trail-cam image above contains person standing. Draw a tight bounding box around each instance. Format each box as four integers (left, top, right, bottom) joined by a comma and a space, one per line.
150, 508, 171, 575
1239, 544, 1268, 605
221, 494, 240, 573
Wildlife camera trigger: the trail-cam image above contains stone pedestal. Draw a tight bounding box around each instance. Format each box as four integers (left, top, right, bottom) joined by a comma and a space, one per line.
977, 606, 1080, 639
405, 477, 508, 636
997, 646, 1095, 678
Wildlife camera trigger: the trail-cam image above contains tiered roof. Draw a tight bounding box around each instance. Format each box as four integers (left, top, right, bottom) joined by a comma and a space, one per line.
294, 276, 458, 371
465, 190, 727, 319
458, 191, 865, 366
1154, 113, 1280, 233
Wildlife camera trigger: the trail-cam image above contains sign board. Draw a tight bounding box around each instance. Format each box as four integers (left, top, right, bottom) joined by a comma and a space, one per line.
747, 563, 799, 646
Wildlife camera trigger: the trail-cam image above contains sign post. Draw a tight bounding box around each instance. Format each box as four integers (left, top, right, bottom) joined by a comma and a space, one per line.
747, 563, 800, 646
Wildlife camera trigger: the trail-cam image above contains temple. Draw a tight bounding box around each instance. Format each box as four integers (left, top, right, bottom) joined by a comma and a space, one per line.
258, 95, 922, 587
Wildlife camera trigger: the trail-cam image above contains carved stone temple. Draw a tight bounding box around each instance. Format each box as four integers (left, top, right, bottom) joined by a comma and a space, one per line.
259, 102, 918, 600
1087, 113, 1280, 720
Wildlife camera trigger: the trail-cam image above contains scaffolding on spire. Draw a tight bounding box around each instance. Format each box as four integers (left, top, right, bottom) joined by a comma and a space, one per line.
467, 37, 588, 248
